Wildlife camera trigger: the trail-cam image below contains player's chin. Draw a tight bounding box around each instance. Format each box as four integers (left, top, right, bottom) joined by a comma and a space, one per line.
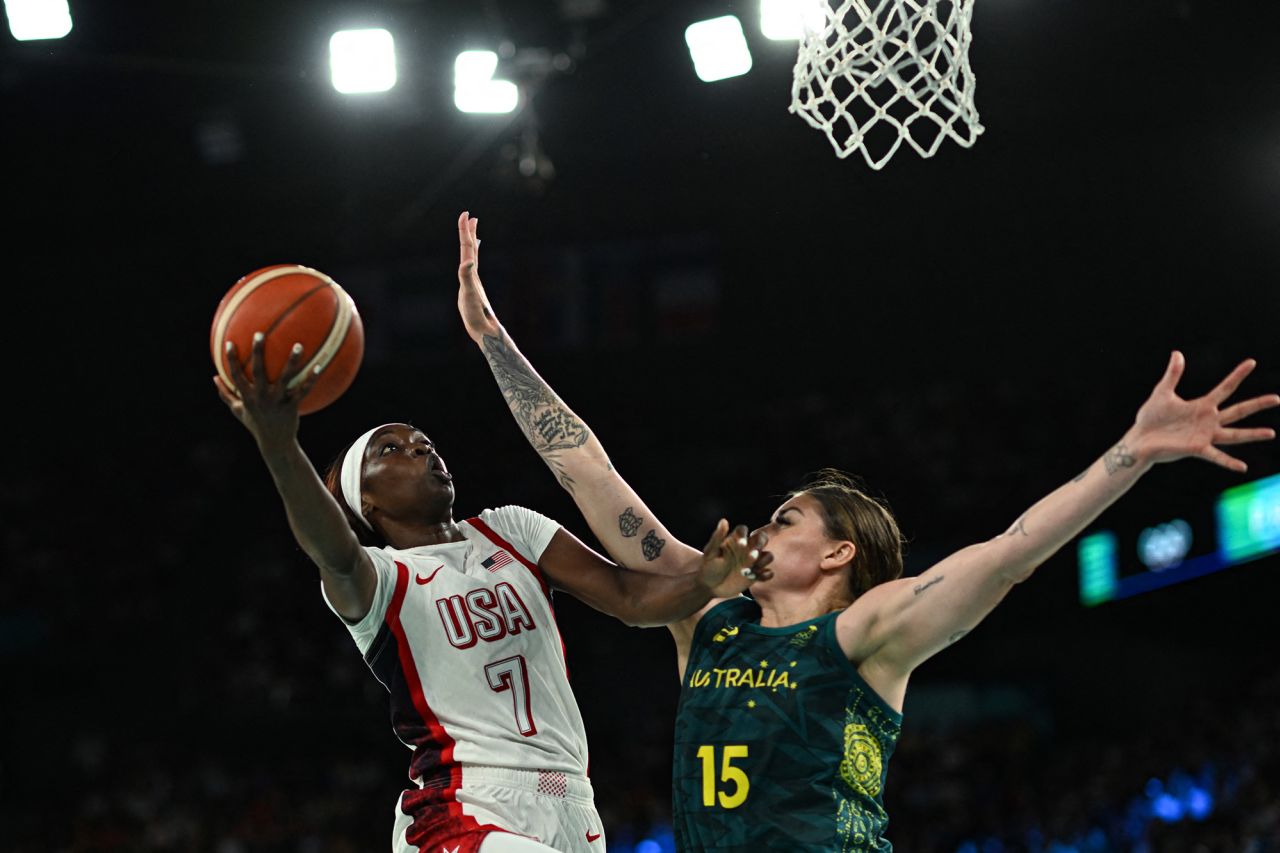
420, 477, 456, 508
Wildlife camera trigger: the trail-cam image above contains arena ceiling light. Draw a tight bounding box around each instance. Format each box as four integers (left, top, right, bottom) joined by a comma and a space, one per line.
684, 15, 753, 83
4, 0, 72, 41
454, 50, 518, 114
329, 28, 397, 94
759, 0, 825, 41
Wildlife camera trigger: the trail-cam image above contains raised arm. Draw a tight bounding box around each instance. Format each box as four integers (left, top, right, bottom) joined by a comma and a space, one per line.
454, 212, 767, 658
841, 352, 1278, 704
456, 213, 706, 570
213, 334, 376, 623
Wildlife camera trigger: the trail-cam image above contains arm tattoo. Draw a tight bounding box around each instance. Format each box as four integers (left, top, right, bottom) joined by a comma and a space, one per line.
641, 529, 666, 561
481, 330, 590, 492
1071, 466, 1090, 483
913, 575, 944, 595
1005, 514, 1029, 537
947, 630, 968, 645
619, 507, 643, 537
1103, 442, 1137, 475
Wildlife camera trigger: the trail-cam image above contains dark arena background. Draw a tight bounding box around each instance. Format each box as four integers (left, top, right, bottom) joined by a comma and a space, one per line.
4, 0, 1279, 850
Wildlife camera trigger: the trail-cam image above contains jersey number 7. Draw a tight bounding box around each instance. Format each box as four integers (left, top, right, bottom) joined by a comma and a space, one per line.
696, 744, 750, 808
486, 655, 537, 736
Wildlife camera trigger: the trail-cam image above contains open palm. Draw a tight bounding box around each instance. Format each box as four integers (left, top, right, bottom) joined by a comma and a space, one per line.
1131, 352, 1278, 472
456, 210, 501, 344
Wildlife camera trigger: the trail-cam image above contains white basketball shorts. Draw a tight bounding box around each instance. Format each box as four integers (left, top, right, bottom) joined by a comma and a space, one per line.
392, 766, 606, 853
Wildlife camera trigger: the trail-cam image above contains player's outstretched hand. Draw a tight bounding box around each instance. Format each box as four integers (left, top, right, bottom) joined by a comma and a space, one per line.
1128, 351, 1279, 472
457, 211, 501, 345
213, 333, 321, 448
699, 520, 774, 598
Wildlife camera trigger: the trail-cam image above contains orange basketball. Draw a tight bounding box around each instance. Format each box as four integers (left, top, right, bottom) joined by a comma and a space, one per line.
211, 264, 365, 415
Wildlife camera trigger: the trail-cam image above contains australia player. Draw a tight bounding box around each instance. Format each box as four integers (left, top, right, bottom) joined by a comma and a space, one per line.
455, 211, 1279, 850
213, 332, 762, 852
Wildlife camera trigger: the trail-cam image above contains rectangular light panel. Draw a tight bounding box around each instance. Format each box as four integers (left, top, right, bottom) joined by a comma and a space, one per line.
760, 0, 826, 41
5, 0, 72, 41
454, 50, 518, 113
684, 16, 753, 83
330, 28, 397, 95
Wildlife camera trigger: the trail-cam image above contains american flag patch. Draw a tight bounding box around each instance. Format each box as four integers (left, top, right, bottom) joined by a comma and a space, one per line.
481, 551, 513, 572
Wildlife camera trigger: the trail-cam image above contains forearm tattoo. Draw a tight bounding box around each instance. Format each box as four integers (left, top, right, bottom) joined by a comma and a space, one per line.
947, 630, 968, 645
482, 330, 590, 492
1103, 442, 1137, 476
641, 529, 666, 561
1005, 514, 1029, 537
913, 575, 944, 595
619, 507, 643, 537
1071, 466, 1090, 483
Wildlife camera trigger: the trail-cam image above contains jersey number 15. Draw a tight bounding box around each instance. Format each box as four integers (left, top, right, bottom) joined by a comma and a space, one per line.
696, 744, 749, 809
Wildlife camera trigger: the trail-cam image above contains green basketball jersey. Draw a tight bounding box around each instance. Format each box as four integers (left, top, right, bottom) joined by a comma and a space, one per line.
671, 597, 902, 851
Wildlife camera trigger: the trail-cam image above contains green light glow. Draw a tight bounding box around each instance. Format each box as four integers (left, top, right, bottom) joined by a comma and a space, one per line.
1217, 473, 1280, 563
1078, 531, 1118, 607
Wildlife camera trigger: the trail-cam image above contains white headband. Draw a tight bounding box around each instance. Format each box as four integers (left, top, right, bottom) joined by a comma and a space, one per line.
340, 425, 387, 530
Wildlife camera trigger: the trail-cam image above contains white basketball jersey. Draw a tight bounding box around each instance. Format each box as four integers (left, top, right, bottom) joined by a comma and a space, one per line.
323, 506, 589, 791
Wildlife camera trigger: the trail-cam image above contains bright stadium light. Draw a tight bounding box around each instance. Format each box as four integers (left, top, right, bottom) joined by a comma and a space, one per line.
329, 28, 397, 95
760, 0, 826, 41
684, 16, 753, 83
454, 50, 518, 114
5, 0, 72, 41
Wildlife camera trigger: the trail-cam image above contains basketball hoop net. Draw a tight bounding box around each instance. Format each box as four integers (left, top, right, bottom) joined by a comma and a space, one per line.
790, 0, 983, 170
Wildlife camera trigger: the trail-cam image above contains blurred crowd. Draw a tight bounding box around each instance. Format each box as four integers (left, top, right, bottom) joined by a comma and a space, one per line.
4, 337, 1277, 852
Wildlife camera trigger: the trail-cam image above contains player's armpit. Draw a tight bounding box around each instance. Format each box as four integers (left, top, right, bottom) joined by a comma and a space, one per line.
319, 548, 378, 623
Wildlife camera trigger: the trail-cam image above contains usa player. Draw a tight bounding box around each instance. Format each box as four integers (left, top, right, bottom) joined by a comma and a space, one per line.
456, 212, 1279, 850
213, 332, 763, 853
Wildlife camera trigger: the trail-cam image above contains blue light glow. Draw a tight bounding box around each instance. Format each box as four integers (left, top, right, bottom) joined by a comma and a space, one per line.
1152, 792, 1183, 822
649, 826, 676, 853
1186, 786, 1213, 819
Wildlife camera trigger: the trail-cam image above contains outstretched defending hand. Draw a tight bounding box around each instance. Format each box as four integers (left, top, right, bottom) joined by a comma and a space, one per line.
1128, 352, 1279, 472
213, 333, 321, 448
698, 520, 774, 598
457, 211, 501, 345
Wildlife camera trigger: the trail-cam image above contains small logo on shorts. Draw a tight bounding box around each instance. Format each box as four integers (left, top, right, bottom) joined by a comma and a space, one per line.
586, 831, 602, 843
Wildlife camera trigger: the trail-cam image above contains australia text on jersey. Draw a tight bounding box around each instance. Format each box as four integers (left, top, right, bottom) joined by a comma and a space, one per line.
436, 581, 537, 649
687, 663, 798, 690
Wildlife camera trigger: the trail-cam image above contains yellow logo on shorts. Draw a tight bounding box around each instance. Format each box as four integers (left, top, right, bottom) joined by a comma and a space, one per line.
839, 724, 883, 797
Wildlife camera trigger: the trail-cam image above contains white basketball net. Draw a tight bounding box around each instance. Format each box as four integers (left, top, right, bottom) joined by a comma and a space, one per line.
790, 0, 983, 170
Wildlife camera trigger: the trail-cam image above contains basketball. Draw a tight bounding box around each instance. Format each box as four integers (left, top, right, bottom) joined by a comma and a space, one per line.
210, 264, 365, 415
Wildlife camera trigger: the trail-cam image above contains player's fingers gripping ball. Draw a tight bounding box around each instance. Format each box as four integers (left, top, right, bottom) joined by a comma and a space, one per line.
211, 265, 365, 414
